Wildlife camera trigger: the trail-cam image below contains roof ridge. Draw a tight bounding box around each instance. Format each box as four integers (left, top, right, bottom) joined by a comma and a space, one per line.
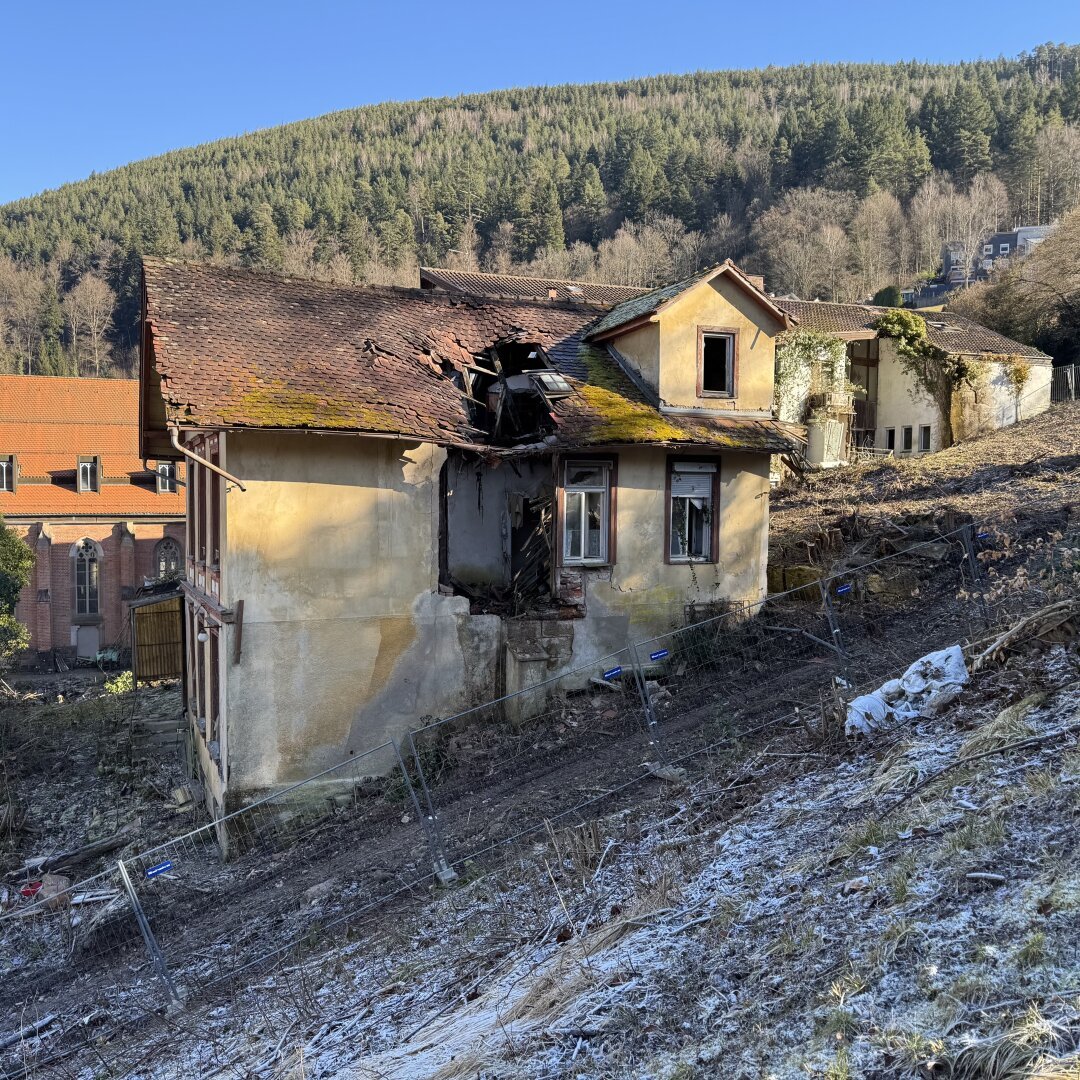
421, 265, 650, 292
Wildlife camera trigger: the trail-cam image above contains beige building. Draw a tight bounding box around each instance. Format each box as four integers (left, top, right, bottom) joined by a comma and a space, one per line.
139, 259, 795, 809
775, 300, 1052, 457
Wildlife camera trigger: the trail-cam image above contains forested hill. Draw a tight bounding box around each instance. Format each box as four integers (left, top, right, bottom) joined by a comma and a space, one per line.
2, 44, 1080, 377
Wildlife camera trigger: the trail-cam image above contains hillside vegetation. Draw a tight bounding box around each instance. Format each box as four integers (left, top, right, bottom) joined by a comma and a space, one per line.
1, 45, 1079, 377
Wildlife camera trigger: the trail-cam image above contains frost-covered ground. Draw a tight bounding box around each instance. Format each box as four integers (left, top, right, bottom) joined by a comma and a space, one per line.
35, 637, 1078, 1080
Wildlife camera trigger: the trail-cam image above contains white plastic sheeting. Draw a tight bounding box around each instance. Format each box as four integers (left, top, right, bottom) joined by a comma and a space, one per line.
846, 644, 969, 736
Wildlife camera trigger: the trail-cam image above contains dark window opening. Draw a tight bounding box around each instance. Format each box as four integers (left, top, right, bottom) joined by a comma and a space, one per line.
919, 425, 932, 452
701, 333, 734, 395
73, 539, 100, 616
902, 426, 913, 452
155, 538, 182, 579
886, 428, 896, 451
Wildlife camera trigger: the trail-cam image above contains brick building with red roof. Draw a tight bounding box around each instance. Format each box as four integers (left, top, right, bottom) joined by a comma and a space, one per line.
1, 375, 185, 663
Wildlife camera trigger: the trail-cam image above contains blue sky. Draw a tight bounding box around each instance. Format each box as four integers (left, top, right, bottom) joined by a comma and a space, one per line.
2, 0, 1079, 205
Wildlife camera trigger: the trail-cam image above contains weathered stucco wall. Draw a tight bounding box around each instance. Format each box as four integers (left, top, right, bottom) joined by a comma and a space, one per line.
875, 340, 1053, 454
506, 447, 771, 691
219, 432, 500, 798
610, 323, 661, 398
874, 338, 940, 453
656, 276, 782, 411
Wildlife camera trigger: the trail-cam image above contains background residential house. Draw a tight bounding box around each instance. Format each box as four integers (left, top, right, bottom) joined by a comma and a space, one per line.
773, 300, 1052, 457
1, 376, 185, 664
140, 258, 795, 810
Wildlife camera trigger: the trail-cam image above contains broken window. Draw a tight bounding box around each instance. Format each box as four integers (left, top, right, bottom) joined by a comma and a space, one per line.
668, 461, 716, 562
73, 539, 100, 616
700, 331, 736, 396
77, 455, 100, 493
562, 461, 610, 565
919, 425, 932, 452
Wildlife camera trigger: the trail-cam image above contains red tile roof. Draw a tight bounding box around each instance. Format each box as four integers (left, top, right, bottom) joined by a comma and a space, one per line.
0, 375, 184, 519
419, 267, 649, 305
142, 258, 798, 455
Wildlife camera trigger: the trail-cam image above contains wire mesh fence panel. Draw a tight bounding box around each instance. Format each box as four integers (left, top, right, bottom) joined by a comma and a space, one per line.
631, 589, 845, 758
0, 866, 158, 1074
406, 647, 655, 868
122, 741, 430, 999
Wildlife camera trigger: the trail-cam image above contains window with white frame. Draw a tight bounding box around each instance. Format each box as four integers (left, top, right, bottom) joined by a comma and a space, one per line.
77, 456, 100, 493
73, 539, 100, 616
562, 461, 610, 565
0, 455, 14, 492
999, 243, 1011, 255
669, 461, 716, 561
983, 243, 993, 255
156, 461, 178, 493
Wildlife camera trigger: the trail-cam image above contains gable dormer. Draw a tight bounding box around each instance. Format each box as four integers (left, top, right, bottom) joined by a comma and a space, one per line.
587, 262, 793, 416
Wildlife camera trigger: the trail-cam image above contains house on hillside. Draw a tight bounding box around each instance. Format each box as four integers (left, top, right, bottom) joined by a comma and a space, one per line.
772, 300, 1052, 457
1, 376, 185, 664
139, 258, 797, 810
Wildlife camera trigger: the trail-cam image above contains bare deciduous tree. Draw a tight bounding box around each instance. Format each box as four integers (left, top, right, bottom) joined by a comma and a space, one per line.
67, 274, 114, 376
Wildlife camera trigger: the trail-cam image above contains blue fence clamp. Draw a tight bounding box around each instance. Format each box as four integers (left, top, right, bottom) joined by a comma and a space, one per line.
649, 649, 669, 662
977, 532, 989, 540
602, 666, 623, 680
145, 860, 173, 880
835, 583, 852, 595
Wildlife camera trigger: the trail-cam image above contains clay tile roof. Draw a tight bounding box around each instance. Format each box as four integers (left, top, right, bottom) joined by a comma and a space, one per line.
0, 375, 184, 519
419, 267, 648, 306
774, 299, 1050, 361
587, 261, 793, 341
141, 258, 798, 455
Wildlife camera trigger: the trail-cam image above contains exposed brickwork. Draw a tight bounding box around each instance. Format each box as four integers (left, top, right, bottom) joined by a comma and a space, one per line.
12, 522, 185, 662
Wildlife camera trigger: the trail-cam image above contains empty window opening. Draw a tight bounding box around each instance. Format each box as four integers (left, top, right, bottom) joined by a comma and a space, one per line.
701, 332, 735, 395
669, 461, 716, 561
919, 425, 932, 452
78, 456, 100, 493
563, 461, 610, 565
886, 428, 896, 451
902, 426, 913, 453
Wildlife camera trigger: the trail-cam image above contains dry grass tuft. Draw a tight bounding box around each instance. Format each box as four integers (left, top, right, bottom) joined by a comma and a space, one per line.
961, 693, 1046, 758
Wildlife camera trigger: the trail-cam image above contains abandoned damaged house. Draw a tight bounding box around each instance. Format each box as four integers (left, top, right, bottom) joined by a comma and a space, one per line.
772, 299, 1052, 461
1, 374, 185, 664
139, 257, 798, 811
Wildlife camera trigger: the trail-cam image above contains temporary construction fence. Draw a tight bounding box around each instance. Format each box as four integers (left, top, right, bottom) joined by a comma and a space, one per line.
1, 516, 1075, 1075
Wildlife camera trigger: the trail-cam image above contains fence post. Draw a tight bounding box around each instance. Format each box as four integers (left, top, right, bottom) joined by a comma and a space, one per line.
817, 579, 851, 685
962, 523, 993, 629
116, 858, 184, 1009
395, 736, 457, 885
628, 640, 667, 762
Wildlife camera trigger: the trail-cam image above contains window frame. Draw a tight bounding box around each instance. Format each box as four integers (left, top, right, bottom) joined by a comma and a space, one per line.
999, 242, 1011, 256
664, 456, 721, 566
902, 426, 913, 453
154, 537, 183, 579
77, 455, 101, 493
697, 326, 739, 399
558, 457, 616, 568
919, 424, 932, 453
0, 454, 15, 493
72, 538, 101, 621
156, 461, 178, 494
